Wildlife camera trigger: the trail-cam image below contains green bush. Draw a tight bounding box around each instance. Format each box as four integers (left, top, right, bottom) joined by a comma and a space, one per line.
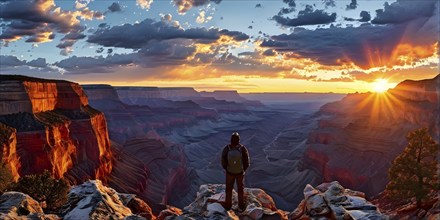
0, 162, 14, 193
13, 170, 70, 211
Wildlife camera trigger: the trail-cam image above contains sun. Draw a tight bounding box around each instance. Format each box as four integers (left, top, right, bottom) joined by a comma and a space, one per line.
372, 78, 392, 93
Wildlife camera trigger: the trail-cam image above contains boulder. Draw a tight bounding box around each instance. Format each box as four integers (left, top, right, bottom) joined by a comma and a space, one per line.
291, 181, 388, 220
0, 191, 60, 220
61, 180, 152, 220
171, 184, 288, 220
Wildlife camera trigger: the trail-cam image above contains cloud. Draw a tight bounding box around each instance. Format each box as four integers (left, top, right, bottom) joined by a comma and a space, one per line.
346, 0, 357, 10
0, 55, 49, 69
172, 0, 222, 14
262, 49, 276, 56
255, 4, 262, 8
0, 0, 103, 53
359, 11, 371, 22
136, 0, 153, 10
371, 0, 437, 24
283, 0, 296, 8
27, 58, 48, 68
96, 47, 104, 53
0, 55, 26, 67
343, 63, 439, 83
344, 11, 371, 22
161, 13, 173, 22
87, 18, 249, 49
322, 0, 335, 8
196, 10, 212, 24
261, 18, 438, 69
108, 2, 122, 12
273, 5, 336, 27
75, 0, 93, 9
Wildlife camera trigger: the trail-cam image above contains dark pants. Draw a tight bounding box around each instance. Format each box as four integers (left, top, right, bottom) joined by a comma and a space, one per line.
225, 172, 245, 210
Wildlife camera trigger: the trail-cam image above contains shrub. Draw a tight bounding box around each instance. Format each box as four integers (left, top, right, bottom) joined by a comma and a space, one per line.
0, 162, 14, 193
13, 170, 70, 211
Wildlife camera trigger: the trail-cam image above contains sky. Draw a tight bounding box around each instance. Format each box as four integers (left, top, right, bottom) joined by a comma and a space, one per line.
0, 0, 439, 93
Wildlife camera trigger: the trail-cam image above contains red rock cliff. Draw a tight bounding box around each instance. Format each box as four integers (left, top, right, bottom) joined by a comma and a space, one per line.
0, 75, 112, 183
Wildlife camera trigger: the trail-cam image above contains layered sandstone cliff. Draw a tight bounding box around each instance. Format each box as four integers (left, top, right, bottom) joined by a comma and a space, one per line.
302, 74, 440, 196
0, 75, 112, 182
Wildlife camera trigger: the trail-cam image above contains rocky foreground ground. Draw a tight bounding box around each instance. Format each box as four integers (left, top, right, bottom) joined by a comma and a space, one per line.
0, 180, 392, 220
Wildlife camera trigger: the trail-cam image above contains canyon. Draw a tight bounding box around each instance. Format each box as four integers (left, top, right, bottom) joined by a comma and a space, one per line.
302, 74, 440, 197
0, 74, 438, 219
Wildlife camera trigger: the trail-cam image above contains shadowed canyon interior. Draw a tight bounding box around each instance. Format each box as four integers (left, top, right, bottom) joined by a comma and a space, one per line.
0, 74, 439, 219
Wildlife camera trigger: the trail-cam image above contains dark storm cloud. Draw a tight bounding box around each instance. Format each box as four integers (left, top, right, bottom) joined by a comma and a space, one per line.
173, 0, 222, 14
371, 0, 437, 24
273, 5, 336, 27
108, 2, 122, 12
346, 0, 357, 10
87, 19, 249, 49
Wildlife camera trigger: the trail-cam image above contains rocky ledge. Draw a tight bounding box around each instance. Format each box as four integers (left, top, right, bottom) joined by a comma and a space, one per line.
161, 182, 386, 220
0, 180, 154, 220
0, 181, 386, 220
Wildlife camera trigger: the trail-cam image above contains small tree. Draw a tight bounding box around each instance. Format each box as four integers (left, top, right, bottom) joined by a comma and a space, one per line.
386, 128, 439, 208
13, 170, 70, 211
0, 162, 14, 193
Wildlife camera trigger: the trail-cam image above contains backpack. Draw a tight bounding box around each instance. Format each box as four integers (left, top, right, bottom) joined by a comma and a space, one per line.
227, 144, 243, 174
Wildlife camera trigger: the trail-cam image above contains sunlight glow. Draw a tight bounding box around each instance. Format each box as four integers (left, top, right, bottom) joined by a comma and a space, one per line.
372, 79, 393, 93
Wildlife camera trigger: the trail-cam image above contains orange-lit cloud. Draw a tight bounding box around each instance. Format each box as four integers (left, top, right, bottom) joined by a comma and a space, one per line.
0, 0, 103, 55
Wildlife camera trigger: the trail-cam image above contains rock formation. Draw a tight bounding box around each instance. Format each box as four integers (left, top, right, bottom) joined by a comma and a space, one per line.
0, 180, 154, 220
0, 75, 112, 183
115, 86, 200, 102
109, 138, 190, 211
290, 181, 387, 219
61, 180, 153, 220
200, 90, 263, 107
372, 191, 439, 220
302, 74, 440, 196
168, 184, 288, 220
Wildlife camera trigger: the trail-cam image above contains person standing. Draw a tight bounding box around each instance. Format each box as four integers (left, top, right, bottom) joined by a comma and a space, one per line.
221, 132, 250, 211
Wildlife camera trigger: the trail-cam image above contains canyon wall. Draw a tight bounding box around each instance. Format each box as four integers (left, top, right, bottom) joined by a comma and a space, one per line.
0, 75, 112, 182
302, 74, 440, 196
115, 87, 200, 103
